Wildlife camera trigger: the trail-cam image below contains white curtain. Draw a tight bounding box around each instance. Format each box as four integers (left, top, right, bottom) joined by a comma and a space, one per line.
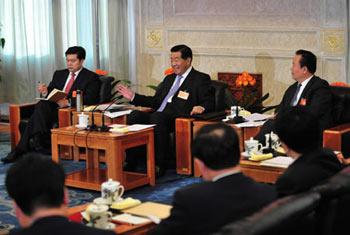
0, 0, 129, 103
347, 0, 350, 83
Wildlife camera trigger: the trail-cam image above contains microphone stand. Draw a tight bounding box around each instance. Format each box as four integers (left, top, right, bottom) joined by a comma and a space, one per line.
233, 106, 245, 124
86, 104, 100, 131
98, 97, 124, 132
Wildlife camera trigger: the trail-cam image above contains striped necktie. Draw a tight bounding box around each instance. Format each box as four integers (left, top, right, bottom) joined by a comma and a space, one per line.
157, 75, 183, 112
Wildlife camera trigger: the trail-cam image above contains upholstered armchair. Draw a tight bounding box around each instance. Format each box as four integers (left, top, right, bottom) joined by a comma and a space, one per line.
175, 80, 235, 175
9, 76, 116, 149
323, 85, 350, 160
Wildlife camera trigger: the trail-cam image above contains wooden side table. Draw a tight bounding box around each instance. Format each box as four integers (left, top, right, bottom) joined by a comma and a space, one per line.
51, 126, 155, 191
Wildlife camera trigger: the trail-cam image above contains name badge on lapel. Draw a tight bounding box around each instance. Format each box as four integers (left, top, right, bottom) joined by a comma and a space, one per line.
178, 90, 189, 100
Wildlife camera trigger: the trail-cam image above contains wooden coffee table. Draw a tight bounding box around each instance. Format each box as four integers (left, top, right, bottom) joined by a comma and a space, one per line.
51, 126, 155, 191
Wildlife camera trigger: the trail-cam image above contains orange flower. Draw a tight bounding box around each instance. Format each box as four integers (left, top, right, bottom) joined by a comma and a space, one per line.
164, 67, 174, 76
235, 71, 256, 88
95, 69, 108, 76
330, 82, 349, 87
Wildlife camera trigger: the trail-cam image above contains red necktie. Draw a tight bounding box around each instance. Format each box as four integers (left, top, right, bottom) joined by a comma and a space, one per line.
65, 72, 76, 93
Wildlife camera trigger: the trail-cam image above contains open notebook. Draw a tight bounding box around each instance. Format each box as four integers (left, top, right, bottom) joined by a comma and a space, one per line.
260, 156, 294, 168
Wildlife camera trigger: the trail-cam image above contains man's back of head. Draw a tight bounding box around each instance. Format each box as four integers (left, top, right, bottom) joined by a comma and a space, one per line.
5, 153, 65, 218
275, 107, 321, 154
191, 123, 241, 171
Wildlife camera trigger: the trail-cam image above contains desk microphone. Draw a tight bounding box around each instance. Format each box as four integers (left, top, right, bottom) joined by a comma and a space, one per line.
99, 97, 124, 132
86, 103, 101, 131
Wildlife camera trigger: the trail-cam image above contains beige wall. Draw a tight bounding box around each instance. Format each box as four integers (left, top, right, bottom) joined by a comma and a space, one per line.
134, 0, 348, 106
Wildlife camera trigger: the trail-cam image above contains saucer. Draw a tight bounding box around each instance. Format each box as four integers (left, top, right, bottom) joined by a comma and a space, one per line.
75, 124, 87, 130
241, 151, 250, 159
93, 197, 110, 205
87, 222, 115, 230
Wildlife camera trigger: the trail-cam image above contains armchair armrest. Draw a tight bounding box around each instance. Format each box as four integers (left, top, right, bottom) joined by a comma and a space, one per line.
323, 123, 350, 158
9, 102, 37, 149
175, 118, 195, 175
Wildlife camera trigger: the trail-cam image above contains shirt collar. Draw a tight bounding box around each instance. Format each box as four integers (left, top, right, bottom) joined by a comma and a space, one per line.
212, 168, 241, 182
298, 75, 313, 87
71, 67, 83, 78
178, 66, 192, 80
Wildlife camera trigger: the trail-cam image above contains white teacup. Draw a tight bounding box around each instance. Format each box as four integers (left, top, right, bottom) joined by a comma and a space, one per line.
230, 106, 243, 117
264, 132, 281, 150
244, 138, 263, 155
78, 112, 89, 127
86, 204, 111, 229
101, 179, 125, 205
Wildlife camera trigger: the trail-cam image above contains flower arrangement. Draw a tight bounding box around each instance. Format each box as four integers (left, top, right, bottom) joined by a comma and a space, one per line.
234, 71, 258, 109
330, 82, 349, 87
235, 71, 256, 87
164, 67, 174, 76
95, 69, 108, 76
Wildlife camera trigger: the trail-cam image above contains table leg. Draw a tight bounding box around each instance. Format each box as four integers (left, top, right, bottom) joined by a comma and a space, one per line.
147, 131, 155, 186
106, 140, 123, 182
51, 133, 59, 163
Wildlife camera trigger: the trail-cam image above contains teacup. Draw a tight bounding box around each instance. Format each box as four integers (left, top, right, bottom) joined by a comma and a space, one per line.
244, 138, 263, 155
78, 112, 89, 127
230, 106, 243, 117
264, 132, 281, 150
101, 179, 125, 205
86, 204, 111, 229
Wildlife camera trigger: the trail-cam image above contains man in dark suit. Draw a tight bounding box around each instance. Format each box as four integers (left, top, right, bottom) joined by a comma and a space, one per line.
117, 44, 214, 175
2, 46, 101, 163
256, 49, 332, 143
149, 123, 277, 235
5, 153, 115, 235
274, 107, 343, 197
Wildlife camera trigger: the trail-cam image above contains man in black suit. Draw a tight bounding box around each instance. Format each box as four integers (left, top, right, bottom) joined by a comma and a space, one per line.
149, 123, 277, 235
117, 44, 214, 175
2, 46, 101, 163
274, 107, 343, 197
256, 49, 332, 143
5, 153, 115, 235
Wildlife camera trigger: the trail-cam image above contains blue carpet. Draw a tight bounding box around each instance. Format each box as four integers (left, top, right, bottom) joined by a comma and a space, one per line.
0, 132, 202, 229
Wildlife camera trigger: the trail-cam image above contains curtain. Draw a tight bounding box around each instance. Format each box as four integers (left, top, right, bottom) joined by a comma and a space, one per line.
0, 0, 129, 103
347, 0, 350, 83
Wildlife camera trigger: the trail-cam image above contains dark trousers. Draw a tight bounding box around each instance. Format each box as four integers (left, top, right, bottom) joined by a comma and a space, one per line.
16, 101, 58, 153
126, 110, 175, 169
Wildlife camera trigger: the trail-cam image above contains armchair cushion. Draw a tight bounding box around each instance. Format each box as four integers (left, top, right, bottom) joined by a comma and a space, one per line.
98, 76, 114, 103
331, 86, 350, 125
214, 192, 321, 235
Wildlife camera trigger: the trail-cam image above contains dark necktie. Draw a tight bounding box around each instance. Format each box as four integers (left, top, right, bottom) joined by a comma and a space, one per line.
290, 83, 302, 106
157, 75, 183, 112
64, 72, 76, 93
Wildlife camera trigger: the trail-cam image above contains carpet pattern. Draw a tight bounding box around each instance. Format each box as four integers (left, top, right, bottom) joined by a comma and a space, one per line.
0, 132, 201, 230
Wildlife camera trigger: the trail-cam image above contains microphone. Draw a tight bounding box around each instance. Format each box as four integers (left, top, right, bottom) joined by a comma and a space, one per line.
86, 103, 101, 131
98, 96, 124, 132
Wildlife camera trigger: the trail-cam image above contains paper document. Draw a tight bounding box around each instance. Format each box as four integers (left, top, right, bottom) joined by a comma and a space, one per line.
122, 202, 172, 219
128, 124, 156, 131
104, 110, 132, 118
84, 104, 128, 112
112, 214, 151, 225
245, 113, 273, 122
260, 156, 294, 168
234, 121, 266, 128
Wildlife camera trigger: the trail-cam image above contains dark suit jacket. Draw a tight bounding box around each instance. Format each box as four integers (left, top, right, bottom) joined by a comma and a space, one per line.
132, 68, 214, 117
47, 68, 101, 106
10, 216, 115, 235
277, 75, 333, 130
276, 148, 343, 197
148, 173, 277, 235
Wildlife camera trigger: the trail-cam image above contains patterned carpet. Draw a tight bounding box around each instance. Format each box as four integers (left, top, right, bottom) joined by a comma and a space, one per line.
0, 132, 202, 230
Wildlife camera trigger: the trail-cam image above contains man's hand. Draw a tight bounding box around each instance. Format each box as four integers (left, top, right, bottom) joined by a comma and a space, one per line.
116, 84, 135, 101
190, 106, 205, 115
37, 83, 48, 97
56, 98, 69, 108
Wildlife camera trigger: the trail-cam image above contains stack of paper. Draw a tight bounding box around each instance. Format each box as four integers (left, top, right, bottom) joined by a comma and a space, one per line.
260, 156, 294, 168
